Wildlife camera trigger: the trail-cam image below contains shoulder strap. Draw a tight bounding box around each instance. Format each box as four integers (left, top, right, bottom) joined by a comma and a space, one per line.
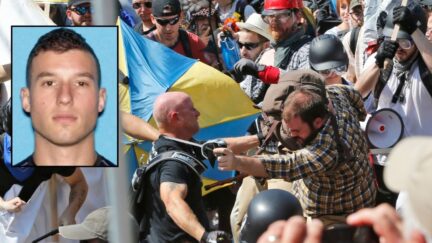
374, 61, 393, 100
374, 56, 432, 101
418, 56, 432, 98
146, 150, 206, 177
279, 35, 313, 70
134, 150, 206, 204
349, 27, 360, 54
178, 29, 193, 58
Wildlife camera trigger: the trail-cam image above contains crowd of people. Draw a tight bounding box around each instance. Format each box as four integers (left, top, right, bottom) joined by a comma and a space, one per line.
1, 0, 432, 242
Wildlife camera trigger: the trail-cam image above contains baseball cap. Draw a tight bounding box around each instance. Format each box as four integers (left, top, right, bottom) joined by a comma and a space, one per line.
349, 0, 361, 10
236, 13, 274, 42
68, 0, 90, 7
59, 207, 139, 241
152, 0, 181, 17
384, 136, 432, 235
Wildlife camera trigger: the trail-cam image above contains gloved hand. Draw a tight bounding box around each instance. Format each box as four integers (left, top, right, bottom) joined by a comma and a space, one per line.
393, 6, 418, 35
375, 40, 399, 68
233, 58, 264, 78
202, 139, 227, 167
200, 231, 231, 243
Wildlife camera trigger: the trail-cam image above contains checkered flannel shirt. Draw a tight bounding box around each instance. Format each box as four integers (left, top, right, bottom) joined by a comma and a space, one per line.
259, 85, 376, 217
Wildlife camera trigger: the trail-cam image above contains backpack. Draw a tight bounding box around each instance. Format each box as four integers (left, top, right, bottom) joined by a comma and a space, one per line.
257, 70, 352, 162
257, 70, 327, 154
131, 150, 207, 228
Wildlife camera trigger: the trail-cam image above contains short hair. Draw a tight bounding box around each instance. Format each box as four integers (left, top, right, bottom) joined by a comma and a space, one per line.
25, 27, 101, 88
283, 88, 329, 128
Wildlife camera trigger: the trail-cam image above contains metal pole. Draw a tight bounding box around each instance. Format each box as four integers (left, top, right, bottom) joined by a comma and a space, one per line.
93, 0, 118, 25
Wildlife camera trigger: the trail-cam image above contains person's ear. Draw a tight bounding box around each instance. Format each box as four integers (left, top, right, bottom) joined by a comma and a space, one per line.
66, 9, 73, 20
21, 88, 31, 113
313, 117, 324, 130
150, 14, 156, 25
98, 88, 106, 113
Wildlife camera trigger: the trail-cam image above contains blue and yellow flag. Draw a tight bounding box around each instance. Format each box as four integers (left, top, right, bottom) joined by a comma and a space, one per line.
119, 19, 259, 194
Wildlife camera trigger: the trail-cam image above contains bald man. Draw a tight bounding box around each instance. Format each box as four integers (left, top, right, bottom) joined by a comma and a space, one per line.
138, 92, 229, 242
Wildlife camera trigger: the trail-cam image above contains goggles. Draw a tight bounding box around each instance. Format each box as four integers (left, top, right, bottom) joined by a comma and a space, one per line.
70, 5, 92, 16
237, 41, 262, 50
132, 2, 152, 9
262, 10, 292, 24
154, 16, 180, 26
384, 37, 413, 50
317, 65, 347, 76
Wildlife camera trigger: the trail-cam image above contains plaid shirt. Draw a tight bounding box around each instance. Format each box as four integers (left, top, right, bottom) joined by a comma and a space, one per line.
259, 85, 376, 217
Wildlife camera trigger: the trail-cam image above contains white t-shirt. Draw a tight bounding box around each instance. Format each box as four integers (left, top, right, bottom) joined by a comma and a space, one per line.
363, 54, 432, 164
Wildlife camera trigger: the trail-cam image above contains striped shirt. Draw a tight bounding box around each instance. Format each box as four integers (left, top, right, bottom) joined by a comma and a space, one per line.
259, 85, 376, 216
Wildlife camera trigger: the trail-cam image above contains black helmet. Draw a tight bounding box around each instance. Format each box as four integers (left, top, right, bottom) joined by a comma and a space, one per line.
383, 5, 427, 39
239, 189, 303, 243
1, 99, 11, 135
309, 34, 348, 71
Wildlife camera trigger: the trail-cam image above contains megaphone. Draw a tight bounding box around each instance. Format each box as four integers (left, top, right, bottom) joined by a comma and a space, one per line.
361, 108, 404, 149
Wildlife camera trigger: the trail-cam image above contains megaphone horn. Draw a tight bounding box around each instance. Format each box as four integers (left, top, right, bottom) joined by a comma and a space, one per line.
368, 120, 386, 134
365, 108, 404, 149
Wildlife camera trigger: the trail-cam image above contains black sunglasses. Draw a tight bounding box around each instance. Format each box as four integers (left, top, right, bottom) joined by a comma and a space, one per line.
155, 16, 180, 26
132, 2, 152, 9
237, 41, 261, 50
70, 5, 92, 16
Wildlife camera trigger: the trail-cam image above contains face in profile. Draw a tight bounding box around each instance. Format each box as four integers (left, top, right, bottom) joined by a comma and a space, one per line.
177, 96, 200, 136
21, 49, 106, 148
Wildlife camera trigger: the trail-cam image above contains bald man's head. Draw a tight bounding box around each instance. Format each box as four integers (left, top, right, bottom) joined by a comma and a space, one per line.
154, 92, 188, 126
153, 92, 200, 139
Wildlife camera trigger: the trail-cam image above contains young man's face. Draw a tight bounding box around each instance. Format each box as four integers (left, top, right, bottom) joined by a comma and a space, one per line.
238, 31, 267, 61
132, 0, 152, 22
21, 50, 106, 147
66, 3, 92, 26
151, 14, 181, 47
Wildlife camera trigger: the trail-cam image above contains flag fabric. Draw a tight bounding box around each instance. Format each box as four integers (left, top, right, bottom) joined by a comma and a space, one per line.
119, 19, 260, 194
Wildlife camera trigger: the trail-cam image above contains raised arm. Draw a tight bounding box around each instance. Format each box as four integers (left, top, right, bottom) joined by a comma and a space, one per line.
121, 111, 160, 141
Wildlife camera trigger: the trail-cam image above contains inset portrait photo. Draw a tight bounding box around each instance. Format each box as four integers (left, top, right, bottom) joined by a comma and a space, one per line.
12, 26, 118, 167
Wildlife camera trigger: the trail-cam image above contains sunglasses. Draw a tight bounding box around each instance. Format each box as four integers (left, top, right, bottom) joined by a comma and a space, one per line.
237, 41, 262, 50
155, 16, 180, 26
70, 5, 92, 16
132, 2, 152, 9
317, 65, 347, 76
262, 10, 292, 24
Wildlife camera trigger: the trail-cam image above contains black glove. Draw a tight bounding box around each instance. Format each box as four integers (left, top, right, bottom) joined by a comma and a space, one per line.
393, 6, 418, 35
233, 58, 264, 78
375, 40, 399, 68
202, 139, 227, 167
200, 231, 231, 243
